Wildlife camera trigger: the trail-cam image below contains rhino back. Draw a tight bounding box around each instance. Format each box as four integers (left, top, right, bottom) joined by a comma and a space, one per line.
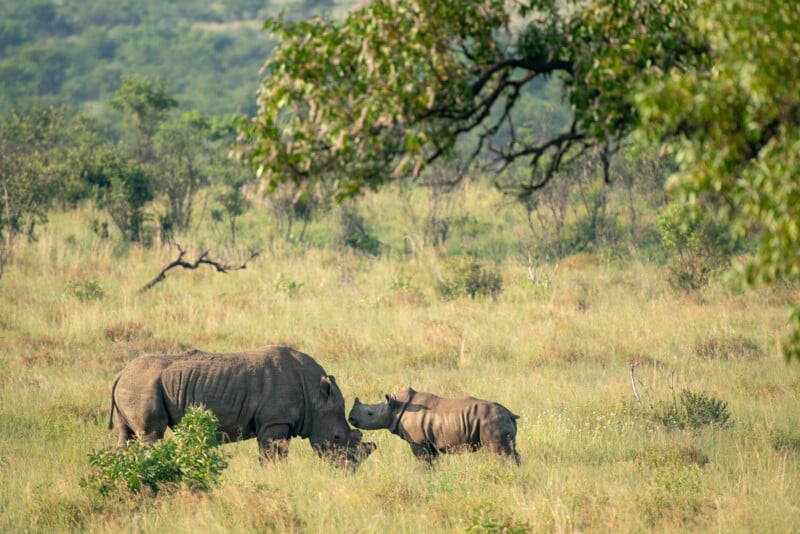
120, 346, 325, 439
399, 393, 514, 449
397, 393, 475, 448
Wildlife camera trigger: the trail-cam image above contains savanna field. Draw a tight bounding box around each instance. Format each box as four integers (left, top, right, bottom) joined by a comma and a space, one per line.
1, 182, 799, 533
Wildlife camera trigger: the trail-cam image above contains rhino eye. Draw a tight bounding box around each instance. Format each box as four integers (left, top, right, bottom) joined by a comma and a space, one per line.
367, 410, 374, 416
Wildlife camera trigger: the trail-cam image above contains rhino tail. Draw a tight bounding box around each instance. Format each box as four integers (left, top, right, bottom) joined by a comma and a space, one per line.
108, 372, 123, 430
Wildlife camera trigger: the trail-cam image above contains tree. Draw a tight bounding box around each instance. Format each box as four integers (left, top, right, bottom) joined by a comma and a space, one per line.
235, 0, 708, 201
0, 106, 89, 275
637, 0, 800, 359
90, 145, 155, 244
111, 74, 177, 163
238, 0, 800, 359
153, 112, 211, 235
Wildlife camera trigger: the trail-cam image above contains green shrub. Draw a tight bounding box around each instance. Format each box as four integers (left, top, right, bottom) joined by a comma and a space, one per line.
657, 203, 738, 291
465, 505, 529, 534
83, 406, 228, 496
436, 254, 502, 300
681, 389, 731, 428
64, 279, 105, 302
769, 428, 800, 452
273, 273, 303, 295
650, 389, 731, 429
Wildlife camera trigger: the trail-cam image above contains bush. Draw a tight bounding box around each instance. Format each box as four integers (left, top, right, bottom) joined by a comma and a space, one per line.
657, 203, 738, 291
83, 406, 228, 496
64, 278, 104, 302
273, 273, 303, 295
436, 254, 502, 300
465, 505, 529, 534
769, 428, 800, 452
650, 389, 731, 429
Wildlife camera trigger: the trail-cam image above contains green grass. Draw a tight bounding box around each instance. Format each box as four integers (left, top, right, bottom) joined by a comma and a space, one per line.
1, 194, 799, 533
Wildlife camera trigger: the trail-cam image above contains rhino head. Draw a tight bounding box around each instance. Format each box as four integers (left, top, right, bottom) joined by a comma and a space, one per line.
347, 396, 396, 430
310, 376, 376, 467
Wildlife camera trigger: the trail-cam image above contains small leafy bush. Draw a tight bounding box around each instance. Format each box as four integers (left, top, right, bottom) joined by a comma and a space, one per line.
65, 279, 105, 302
273, 273, 303, 295
83, 406, 228, 496
650, 389, 731, 429
436, 254, 502, 300
465, 505, 529, 534
769, 428, 800, 452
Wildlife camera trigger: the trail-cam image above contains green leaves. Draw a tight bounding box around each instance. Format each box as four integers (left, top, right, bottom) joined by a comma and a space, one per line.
84, 406, 228, 496
238, 0, 708, 201
639, 0, 800, 358
239, 0, 513, 200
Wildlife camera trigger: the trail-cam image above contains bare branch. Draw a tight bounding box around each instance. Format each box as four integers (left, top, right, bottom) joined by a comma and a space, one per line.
139, 244, 260, 293
469, 57, 573, 96
630, 362, 642, 404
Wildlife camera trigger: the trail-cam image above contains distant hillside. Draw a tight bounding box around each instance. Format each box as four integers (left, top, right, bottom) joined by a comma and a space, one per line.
0, 0, 350, 119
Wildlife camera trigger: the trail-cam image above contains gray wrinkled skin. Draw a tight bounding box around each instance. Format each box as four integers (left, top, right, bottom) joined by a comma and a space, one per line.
109, 345, 375, 467
348, 386, 520, 463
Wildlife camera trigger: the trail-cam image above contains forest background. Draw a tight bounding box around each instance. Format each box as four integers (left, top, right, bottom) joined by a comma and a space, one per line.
1, 0, 798, 532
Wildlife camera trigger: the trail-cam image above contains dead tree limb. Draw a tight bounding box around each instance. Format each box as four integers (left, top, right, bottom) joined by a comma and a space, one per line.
630, 362, 641, 404
139, 244, 260, 293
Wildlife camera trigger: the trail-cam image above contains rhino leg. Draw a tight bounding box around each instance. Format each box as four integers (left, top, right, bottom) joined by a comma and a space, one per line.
257, 424, 291, 461
114, 419, 166, 448
409, 442, 438, 463
115, 417, 135, 449
113, 402, 168, 448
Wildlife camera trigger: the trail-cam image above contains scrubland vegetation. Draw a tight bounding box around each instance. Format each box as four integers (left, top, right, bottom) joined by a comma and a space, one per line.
1, 179, 798, 533
2, 1, 799, 531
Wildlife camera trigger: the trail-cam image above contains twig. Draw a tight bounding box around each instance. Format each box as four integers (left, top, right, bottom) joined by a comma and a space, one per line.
630, 362, 641, 404
139, 244, 260, 293
637, 377, 653, 407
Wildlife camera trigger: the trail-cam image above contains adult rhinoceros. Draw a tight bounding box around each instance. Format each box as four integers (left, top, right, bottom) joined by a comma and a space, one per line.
109, 345, 374, 466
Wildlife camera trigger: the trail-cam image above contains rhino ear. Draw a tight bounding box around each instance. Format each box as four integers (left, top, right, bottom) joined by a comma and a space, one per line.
385, 394, 393, 406
320, 376, 333, 399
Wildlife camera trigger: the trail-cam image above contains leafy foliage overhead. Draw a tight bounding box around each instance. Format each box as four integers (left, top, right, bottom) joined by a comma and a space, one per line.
236, 0, 708, 200
638, 0, 800, 359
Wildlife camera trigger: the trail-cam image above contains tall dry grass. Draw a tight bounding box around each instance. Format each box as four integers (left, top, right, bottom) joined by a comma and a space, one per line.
1, 195, 798, 533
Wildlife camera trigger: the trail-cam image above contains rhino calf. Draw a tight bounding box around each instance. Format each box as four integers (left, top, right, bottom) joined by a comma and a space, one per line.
109, 345, 375, 467
348, 386, 519, 463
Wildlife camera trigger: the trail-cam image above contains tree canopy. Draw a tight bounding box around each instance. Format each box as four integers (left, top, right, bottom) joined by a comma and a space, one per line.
638, 0, 800, 359
236, 0, 708, 200
237, 0, 800, 360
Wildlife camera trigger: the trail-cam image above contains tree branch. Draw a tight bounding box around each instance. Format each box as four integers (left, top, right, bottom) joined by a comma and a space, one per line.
139, 244, 260, 293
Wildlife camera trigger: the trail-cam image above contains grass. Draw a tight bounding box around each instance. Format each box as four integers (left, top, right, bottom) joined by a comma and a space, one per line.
1, 192, 799, 533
